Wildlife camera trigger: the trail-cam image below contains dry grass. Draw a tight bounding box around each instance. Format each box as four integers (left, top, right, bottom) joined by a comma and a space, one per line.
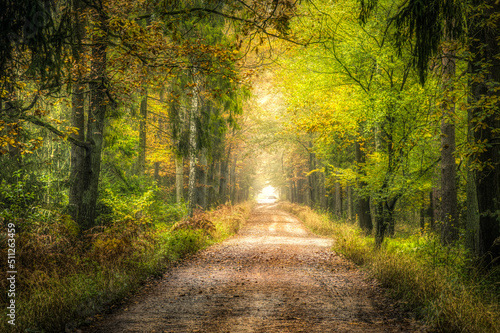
279, 202, 500, 333
0, 202, 253, 333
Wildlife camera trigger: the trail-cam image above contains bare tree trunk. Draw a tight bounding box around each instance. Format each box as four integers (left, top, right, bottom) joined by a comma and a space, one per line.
196, 151, 207, 209
67, 0, 87, 222
207, 160, 217, 208
468, 1, 500, 265
440, 32, 458, 245
219, 147, 230, 204
355, 139, 372, 233
78, 9, 108, 229
335, 181, 342, 217
230, 152, 238, 204
138, 90, 147, 175
175, 155, 184, 204
187, 78, 198, 215
347, 186, 353, 222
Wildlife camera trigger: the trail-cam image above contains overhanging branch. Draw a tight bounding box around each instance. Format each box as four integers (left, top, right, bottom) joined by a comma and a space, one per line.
21, 115, 90, 149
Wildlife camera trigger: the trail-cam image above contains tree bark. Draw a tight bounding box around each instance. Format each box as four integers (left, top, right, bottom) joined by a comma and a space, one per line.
468, 1, 500, 265
175, 156, 184, 204
335, 181, 342, 217
196, 150, 207, 209
207, 160, 217, 208
219, 146, 230, 204
347, 185, 354, 222
440, 31, 458, 245
187, 77, 199, 215
355, 139, 373, 233
230, 152, 238, 204
138, 90, 147, 175
77, 9, 108, 229
68, 0, 86, 221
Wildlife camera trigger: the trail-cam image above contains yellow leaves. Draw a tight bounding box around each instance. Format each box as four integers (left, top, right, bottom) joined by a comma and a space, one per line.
49, 117, 62, 125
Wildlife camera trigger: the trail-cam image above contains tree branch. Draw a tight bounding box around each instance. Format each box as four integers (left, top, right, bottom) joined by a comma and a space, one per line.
20, 115, 90, 149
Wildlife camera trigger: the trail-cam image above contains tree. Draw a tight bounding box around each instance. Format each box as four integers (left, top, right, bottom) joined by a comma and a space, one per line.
392, 0, 500, 265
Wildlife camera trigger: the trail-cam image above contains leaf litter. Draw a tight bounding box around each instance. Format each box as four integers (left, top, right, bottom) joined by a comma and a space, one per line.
81, 205, 427, 333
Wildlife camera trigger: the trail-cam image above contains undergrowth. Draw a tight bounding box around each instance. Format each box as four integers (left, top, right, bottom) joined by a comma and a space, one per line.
279, 202, 500, 333
0, 201, 252, 333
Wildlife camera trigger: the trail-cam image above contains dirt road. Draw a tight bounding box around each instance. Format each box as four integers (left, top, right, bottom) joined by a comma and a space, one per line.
84, 205, 426, 332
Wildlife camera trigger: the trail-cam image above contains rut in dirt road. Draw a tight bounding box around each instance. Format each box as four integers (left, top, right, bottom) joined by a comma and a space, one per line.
84, 205, 425, 333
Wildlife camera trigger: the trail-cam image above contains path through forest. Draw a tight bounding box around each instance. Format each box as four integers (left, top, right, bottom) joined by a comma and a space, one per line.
82, 205, 426, 332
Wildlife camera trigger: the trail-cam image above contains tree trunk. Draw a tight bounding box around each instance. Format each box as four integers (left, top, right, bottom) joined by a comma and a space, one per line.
207, 160, 217, 208
219, 147, 230, 204
466, 160, 480, 255
196, 151, 207, 209
68, 0, 86, 221
175, 156, 184, 204
77, 10, 108, 229
355, 139, 373, 233
347, 186, 354, 222
375, 201, 386, 247
468, 1, 500, 265
187, 78, 198, 215
68, 82, 86, 220
230, 152, 238, 204
138, 90, 147, 175
335, 181, 342, 217
440, 31, 458, 245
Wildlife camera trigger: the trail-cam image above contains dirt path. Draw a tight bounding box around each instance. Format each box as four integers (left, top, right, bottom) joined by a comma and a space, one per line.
83, 205, 426, 333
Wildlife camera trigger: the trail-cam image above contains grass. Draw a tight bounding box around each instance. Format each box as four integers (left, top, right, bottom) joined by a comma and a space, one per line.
0, 202, 253, 333
279, 202, 500, 333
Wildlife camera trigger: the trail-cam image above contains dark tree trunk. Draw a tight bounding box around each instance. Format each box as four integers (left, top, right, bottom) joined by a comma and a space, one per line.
440, 31, 458, 245
347, 186, 354, 222
68, 82, 86, 220
230, 152, 238, 204
219, 147, 230, 204
468, 1, 500, 265
175, 156, 184, 204
355, 139, 373, 233
77, 10, 108, 229
195, 151, 207, 209
138, 91, 147, 175
375, 201, 386, 246
335, 181, 342, 217
68, 0, 86, 221
207, 160, 217, 208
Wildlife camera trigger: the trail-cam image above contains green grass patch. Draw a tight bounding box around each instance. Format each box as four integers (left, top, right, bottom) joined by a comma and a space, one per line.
279, 202, 500, 333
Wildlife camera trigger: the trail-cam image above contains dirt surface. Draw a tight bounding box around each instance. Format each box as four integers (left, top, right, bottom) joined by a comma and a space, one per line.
83, 205, 427, 333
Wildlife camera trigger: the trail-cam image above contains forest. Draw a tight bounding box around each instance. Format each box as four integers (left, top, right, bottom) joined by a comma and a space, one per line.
0, 0, 499, 332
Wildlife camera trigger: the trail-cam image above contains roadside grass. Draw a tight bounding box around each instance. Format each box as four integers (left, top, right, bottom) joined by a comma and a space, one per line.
0, 202, 252, 333
279, 202, 500, 333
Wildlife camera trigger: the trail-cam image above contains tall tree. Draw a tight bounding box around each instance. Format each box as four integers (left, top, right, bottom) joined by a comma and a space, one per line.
467, 1, 500, 264
440, 30, 458, 245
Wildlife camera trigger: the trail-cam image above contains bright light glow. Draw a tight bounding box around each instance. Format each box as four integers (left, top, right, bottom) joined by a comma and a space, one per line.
256, 185, 278, 204
261, 185, 278, 197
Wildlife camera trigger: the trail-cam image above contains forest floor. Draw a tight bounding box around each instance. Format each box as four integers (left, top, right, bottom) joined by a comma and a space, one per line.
80, 205, 428, 333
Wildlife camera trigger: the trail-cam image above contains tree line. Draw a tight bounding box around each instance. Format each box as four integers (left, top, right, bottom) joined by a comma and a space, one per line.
267, 0, 499, 267
0, 0, 294, 231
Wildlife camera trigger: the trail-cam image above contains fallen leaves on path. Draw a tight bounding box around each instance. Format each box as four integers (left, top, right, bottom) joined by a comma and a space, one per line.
81, 205, 427, 333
